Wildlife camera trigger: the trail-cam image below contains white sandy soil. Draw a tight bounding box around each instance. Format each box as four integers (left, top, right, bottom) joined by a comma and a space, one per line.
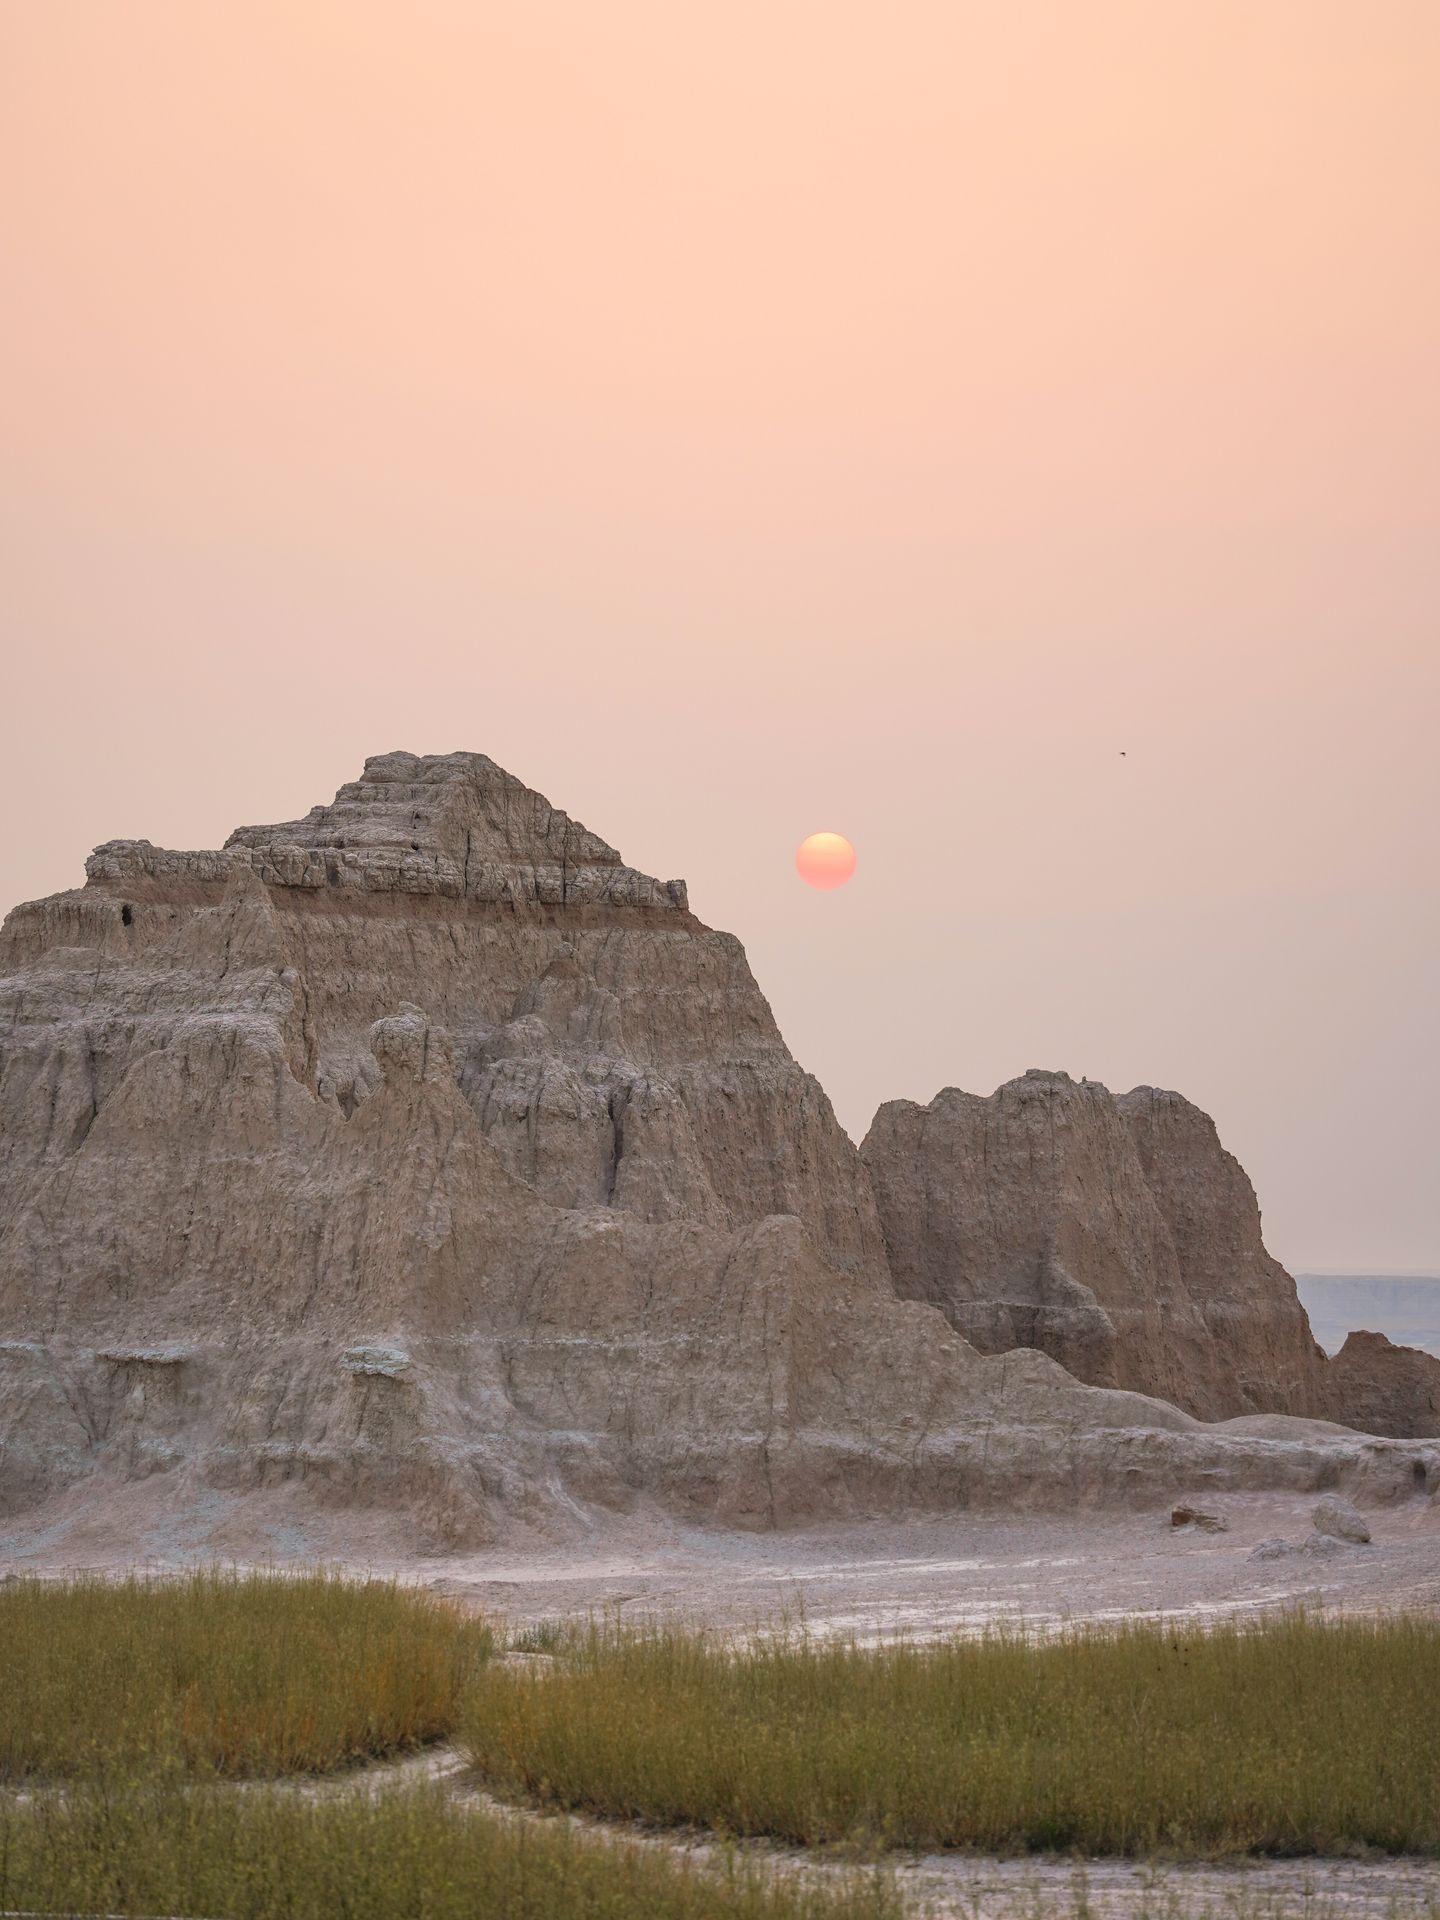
395, 1489, 1440, 1641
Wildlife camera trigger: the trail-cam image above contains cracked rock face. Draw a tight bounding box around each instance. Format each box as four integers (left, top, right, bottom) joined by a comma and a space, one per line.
0, 752, 1432, 1551
862, 1070, 1439, 1437
9, 752, 884, 1279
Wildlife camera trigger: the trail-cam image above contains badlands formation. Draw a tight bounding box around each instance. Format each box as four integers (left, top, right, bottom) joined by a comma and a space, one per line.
864, 1077, 1440, 1436
0, 749, 1435, 1554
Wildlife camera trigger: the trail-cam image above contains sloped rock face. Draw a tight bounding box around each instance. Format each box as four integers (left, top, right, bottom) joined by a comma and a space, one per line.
861, 1070, 1321, 1420
862, 1071, 1429, 1435
860, 1073, 1196, 1404
1325, 1331, 1440, 1440
5, 753, 884, 1283
1116, 1085, 1331, 1419
0, 754, 1431, 1550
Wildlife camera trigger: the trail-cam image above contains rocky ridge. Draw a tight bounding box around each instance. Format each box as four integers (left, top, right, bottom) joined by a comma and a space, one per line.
862, 1070, 1440, 1435
0, 752, 1433, 1553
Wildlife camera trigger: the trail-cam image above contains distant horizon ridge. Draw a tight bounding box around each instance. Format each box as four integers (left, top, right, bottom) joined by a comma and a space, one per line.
1296, 1269, 1440, 1282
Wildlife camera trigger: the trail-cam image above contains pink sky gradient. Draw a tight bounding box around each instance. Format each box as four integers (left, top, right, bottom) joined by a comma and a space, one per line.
2, 2, 1437, 1269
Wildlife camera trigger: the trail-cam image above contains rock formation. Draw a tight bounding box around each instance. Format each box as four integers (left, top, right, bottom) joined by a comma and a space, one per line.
59, 752, 887, 1284
0, 753, 1433, 1553
862, 1070, 1439, 1436
1325, 1331, 1440, 1439
1296, 1274, 1440, 1360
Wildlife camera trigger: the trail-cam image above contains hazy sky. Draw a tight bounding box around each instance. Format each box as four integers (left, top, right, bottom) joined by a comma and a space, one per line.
3, 2, 1437, 1271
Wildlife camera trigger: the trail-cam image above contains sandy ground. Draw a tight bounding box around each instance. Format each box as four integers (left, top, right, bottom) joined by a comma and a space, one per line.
8, 1481, 1440, 1640
390, 1488, 1440, 1641
888, 1852, 1440, 1918
8, 1484, 1440, 1638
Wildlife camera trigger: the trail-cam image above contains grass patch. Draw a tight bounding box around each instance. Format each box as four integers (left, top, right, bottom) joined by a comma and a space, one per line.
460, 1613, 1440, 1857
0, 1782, 903, 1920
510, 1619, 569, 1655
0, 1567, 489, 1780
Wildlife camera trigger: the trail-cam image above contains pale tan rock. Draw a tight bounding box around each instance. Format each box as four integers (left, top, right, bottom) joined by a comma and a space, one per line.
1117, 1086, 1331, 1419
862, 1070, 1439, 1437
5, 751, 882, 1282
1313, 1494, 1370, 1543
0, 752, 1433, 1550
861, 1070, 1330, 1420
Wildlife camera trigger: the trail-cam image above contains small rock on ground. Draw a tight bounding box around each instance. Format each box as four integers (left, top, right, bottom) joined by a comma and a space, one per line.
1249, 1531, 1356, 1562
1171, 1506, 1227, 1533
1314, 1495, 1371, 1544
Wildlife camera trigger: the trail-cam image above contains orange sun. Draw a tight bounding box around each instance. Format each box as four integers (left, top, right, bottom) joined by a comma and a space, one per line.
796, 832, 857, 890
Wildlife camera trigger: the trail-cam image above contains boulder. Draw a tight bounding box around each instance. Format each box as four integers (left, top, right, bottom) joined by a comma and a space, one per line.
1249, 1532, 1351, 1562
1313, 1495, 1371, 1544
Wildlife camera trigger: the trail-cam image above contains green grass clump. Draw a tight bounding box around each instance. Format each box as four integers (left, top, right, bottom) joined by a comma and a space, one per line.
461, 1613, 1440, 1857
510, 1619, 569, 1654
0, 1782, 902, 1920
0, 1567, 490, 1780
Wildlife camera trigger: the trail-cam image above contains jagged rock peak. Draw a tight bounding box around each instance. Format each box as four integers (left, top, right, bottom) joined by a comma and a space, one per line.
884, 1068, 1111, 1116
85, 751, 690, 912
227, 751, 620, 867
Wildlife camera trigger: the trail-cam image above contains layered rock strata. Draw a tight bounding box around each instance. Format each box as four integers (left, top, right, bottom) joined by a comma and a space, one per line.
862, 1070, 1438, 1435
30, 752, 886, 1281
0, 754, 1432, 1551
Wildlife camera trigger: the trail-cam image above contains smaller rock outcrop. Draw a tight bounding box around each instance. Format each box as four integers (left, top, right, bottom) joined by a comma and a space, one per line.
1324, 1331, 1440, 1440
861, 1070, 1329, 1422
862, 1070, 1439, 1440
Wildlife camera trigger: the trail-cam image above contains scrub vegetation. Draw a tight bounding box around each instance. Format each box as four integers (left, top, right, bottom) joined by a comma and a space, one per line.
6, 1572, 1439, 1918
0, 1567, 489, 1780
0, 1782, 903, 1920
461, 1612, 1440, 1857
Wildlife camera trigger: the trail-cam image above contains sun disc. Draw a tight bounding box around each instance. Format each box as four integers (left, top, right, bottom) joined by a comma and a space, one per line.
796, 832, 857, 890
